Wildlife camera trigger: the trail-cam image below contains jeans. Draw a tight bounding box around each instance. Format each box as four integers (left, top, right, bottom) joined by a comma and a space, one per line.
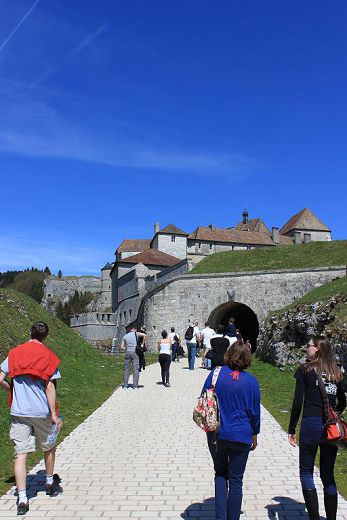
159, 354, 171, 384
211, 440, 250, 520
186, 342, 197, 370
123, 351, 140, 387
203, 347, 211, 369
171, 344, 178, 362
299, 416, 338, 494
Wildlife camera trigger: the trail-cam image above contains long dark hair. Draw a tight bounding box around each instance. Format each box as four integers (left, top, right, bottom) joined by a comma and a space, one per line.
304, 335, 342, 382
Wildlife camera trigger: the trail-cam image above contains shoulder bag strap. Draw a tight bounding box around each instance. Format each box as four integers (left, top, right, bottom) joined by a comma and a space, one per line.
211, 366, 222, 389
316, 371, 330, 421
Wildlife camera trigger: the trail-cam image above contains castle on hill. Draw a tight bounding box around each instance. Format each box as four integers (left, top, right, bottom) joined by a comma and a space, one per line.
69, 207, 332, 345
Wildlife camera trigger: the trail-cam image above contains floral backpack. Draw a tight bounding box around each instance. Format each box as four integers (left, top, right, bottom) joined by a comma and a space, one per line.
193, 366, 222, 432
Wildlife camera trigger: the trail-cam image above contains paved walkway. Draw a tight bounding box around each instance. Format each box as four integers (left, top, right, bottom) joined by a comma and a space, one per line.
1, 360, 347, 520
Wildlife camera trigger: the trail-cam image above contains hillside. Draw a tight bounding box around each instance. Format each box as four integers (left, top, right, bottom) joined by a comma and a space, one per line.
257, 276, 347, 370
189, 240, 347, 274
0, 289, 122, 495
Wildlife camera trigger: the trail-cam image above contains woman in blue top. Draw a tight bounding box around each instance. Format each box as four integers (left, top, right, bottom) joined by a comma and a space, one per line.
202, 341, 261, 520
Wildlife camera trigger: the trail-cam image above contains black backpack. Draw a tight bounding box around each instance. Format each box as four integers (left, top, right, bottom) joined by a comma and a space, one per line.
184, 325, 194, 340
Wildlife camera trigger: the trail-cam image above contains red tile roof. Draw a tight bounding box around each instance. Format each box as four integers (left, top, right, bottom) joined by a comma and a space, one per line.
234, 218, 271, 235
188, 227, 275, 245
116, 239, 151, 254
159, 224, 188, 235
280, 208, 331, 235
119, 249, 181, 267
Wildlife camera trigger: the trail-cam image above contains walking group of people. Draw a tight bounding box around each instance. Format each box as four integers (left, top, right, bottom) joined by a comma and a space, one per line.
122, 317, 241, 388
185, 318, 240, 371
0, 321, 346, 520
203, 334, 346, 520
120, 325, 183, 388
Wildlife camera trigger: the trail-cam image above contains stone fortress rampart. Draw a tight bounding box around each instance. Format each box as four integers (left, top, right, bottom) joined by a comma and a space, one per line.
138, 265, 346, 351
67, 208, 340, 347
71, 264, 346, 349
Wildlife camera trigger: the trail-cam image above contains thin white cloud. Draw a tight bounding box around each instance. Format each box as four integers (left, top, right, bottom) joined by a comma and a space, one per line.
30, 23, 108, 90
0, 0, 40, 54
0, 80, 259, 178
68, 23, 108, 59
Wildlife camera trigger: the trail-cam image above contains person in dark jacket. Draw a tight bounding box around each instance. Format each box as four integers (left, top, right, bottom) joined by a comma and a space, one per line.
225, 317, 237, 338
208, 325, 233, 368
202, 341, 260, 520
288, 336, 346, 520
138, 326, 147, 372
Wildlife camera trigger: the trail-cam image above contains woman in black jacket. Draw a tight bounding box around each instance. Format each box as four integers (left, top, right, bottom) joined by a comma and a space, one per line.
288, 336, 346, 520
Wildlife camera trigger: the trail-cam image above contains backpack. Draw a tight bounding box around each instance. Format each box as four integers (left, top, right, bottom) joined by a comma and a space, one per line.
184, 325, 194, 341
193, 366, 222, 432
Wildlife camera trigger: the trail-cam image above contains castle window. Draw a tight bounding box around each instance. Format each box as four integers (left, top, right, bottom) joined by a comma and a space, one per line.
129, 309, 132, 318
209, 244, 213, 250
198, 242, 201, 248
171, 236, 176, 242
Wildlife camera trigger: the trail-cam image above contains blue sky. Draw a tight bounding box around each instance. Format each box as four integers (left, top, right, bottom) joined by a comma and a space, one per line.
0, 0, 346, 275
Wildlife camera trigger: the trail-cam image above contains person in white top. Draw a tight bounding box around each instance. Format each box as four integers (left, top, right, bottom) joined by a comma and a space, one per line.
168, 327, 180, 362
200, 322, 215, 369
157, 330, 172, 387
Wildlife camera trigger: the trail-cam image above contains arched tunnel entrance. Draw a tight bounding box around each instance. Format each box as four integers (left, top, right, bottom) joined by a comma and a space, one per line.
208, 302, 259, 352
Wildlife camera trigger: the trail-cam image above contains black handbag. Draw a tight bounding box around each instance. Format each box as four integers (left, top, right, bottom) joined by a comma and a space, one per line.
205, 349, 214, 360
135, 332, 143, 356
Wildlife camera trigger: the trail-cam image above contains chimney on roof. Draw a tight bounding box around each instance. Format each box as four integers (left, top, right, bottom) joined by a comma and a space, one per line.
154, 223, 159, 235
208, 224, 215, 231
272, 227, 280, 244
242, 209, 248, 224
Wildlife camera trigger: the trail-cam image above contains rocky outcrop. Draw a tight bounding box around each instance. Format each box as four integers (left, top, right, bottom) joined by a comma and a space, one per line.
257, 295, 347, 373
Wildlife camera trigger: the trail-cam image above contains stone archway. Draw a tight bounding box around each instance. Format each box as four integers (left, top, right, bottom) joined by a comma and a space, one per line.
208, 301, 259, 352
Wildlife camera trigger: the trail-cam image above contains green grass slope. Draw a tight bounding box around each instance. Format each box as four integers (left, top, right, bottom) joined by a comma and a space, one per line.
291, 274, 347, 304
190, 240, 347, 274
272, 275, 347, 327
0, 289, 123, 495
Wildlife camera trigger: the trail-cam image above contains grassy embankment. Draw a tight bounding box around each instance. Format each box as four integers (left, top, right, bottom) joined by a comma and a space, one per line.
0, 289, 156, 496
250, 275, 347, 498
273, 274, 347, 328
190, 240, 347, 274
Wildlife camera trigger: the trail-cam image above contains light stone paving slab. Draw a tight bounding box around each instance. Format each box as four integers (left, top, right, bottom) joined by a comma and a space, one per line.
1, 359, 346, 519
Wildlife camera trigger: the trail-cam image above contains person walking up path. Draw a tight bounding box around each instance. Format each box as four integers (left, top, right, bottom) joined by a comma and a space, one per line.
185, 321, 201, 370
0, 361, 347, 519
157, 329, 172, 387
0, 322, 63, 516
120, 327, 147, 389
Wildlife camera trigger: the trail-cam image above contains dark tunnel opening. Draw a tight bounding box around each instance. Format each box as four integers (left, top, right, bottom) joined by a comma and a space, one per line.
208, 302, 259, 352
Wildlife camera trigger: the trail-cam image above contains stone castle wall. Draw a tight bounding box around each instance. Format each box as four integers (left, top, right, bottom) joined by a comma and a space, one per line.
70, 312, 117, 344
138, 266, 346, 350
43, 276, 102, 312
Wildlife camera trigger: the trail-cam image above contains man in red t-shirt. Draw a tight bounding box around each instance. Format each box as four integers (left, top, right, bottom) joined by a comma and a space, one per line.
0, 322, 62, 515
